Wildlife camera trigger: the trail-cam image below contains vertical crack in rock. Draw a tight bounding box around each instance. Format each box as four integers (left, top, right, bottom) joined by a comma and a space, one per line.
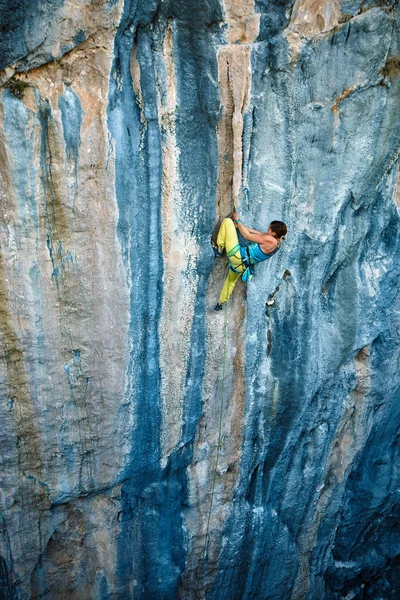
179, 1, 260, 597
216, 0, 260, 215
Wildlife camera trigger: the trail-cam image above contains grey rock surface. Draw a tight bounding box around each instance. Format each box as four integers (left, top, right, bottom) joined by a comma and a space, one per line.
0, 0, 399, 598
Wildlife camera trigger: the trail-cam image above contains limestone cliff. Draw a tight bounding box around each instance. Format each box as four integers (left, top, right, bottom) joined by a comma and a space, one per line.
0, 1, 399, 599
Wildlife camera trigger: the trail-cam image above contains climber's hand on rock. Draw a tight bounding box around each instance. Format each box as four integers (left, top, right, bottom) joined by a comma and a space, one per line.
232, 211, 239, 223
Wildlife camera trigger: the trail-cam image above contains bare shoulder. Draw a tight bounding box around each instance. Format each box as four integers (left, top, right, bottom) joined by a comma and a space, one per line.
260, 233, 278, 253
264, 233, 278, 244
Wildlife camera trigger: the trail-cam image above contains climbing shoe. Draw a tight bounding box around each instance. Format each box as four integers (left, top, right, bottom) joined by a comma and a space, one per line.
214, 302, 224, 311
211, 241, 223, 257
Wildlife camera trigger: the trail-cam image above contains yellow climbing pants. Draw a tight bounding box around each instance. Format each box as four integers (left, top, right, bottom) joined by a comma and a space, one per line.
217, 218, 245, 304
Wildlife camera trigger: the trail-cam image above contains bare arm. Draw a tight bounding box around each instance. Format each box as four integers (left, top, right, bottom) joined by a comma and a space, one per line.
232, 211, 277, 250
231, 211, 267, 242
236, 221, 268, 244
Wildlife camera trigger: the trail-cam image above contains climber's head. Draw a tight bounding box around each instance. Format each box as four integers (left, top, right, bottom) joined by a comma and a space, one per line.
268, 221, 287, 239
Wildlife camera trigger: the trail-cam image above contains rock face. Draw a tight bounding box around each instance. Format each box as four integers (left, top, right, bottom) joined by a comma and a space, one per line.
0, 0, 399, 598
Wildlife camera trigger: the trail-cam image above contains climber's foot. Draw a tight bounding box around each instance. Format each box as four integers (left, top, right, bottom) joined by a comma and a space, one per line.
214, 302, 224, 311
211, 240, 224, 257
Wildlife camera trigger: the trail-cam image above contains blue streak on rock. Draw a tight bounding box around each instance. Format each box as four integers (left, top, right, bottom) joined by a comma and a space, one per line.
108, 1, 169, 595
171, 1, 221, 244
2, 90, 37, 226
37, 95, 58, 277
108, 0, 221, 596
58, 87, 83, 180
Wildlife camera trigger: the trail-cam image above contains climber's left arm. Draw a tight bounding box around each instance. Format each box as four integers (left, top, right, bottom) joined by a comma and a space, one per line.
236, 222, 267, 244
232, 212, 266, 243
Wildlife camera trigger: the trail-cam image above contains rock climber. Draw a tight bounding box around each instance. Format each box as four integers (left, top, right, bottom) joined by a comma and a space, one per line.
213, 211, 287, 310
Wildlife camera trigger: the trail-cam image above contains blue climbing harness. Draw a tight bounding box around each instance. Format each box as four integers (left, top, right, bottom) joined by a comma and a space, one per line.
227, 242, 280, 282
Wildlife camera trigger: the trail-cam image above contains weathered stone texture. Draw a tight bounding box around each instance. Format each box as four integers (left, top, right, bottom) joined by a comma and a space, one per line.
0, 0, 399, 598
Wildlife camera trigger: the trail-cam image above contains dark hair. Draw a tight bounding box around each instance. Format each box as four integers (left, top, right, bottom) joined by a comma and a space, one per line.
270, 220, 287, 239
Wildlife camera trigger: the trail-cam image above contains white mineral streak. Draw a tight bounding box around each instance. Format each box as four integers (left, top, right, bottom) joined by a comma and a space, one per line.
155, 23, 199, 459
285, 0, 341, 62
394, 163, 400, 207
291, 346, 373, 600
